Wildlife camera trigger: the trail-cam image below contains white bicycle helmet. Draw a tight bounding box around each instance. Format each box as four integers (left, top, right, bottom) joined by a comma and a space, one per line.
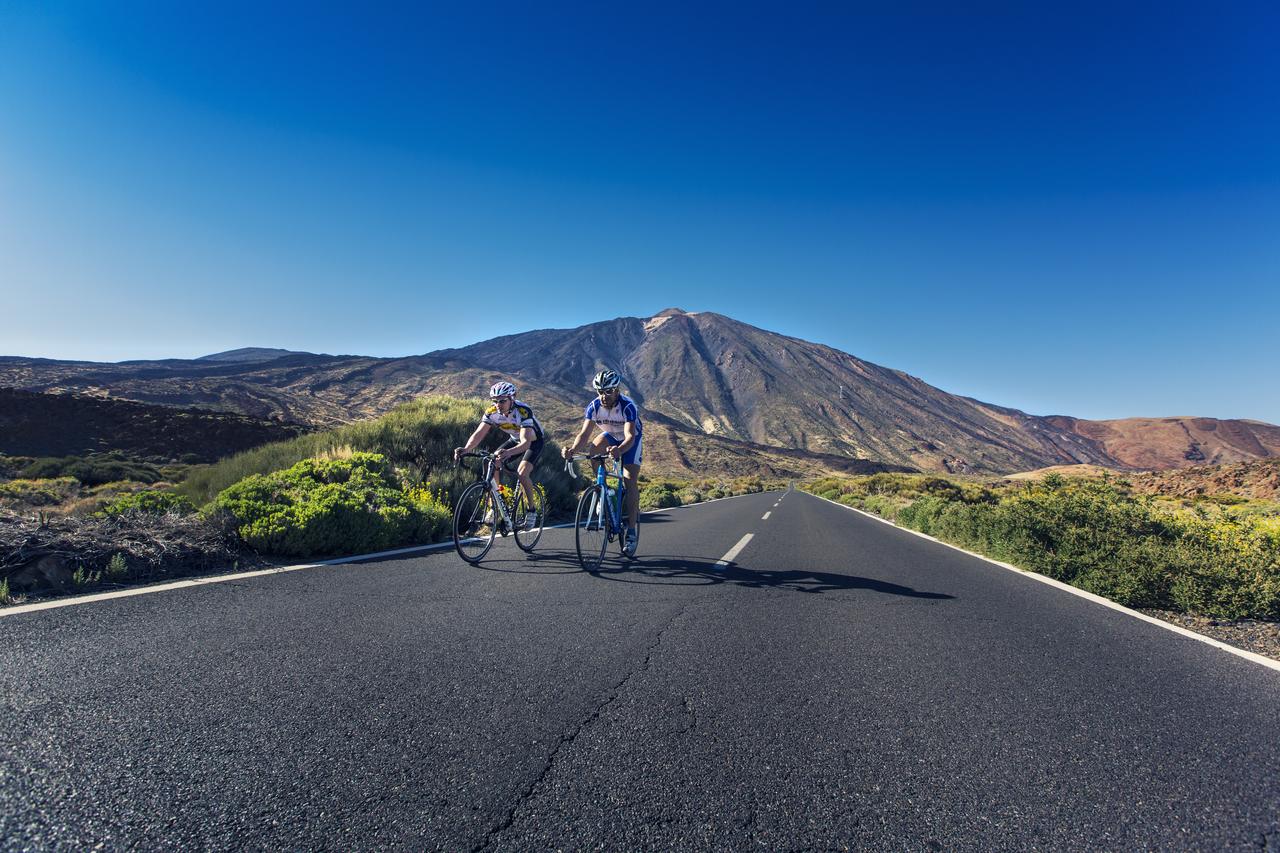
592, 369, 621, 391
489, 381, 517, 399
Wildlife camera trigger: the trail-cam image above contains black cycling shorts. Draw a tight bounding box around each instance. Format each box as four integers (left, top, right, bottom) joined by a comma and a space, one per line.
500, 436, 544, 470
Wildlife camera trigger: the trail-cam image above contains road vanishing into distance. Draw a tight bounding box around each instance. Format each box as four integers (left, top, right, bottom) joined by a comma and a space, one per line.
3, 489, 1279, 850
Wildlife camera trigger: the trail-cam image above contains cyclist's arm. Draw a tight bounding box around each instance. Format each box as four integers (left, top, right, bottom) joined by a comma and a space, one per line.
562, 419, 595, 458
455, 422, 492, 460
614, 421, 637, 454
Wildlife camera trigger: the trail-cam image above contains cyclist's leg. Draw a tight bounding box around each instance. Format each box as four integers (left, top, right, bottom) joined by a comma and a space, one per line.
619, 435, 643, 530
515, 461, 534, 504
621, 462, 641, 529
495, 439, 520, 492
587, 433, 611, 475
515, 439, 543, 506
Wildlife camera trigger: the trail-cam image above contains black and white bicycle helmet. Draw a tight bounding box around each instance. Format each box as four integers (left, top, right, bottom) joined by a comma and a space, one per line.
592, 369, 621, 391
489, 381, 517, 399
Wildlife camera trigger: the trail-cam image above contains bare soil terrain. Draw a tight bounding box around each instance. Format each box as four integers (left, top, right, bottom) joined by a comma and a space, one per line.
0, 387, 310, 462
1005, 458, 1280, 502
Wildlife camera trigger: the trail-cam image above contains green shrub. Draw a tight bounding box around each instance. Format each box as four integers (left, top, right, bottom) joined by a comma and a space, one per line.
0, 477, 80, 508
862, 493, 903, 519
182, 396, 578, 520
182, 396, 487, 504
678, 489, 704, 505
213, 452, 451, 557
1196, 493, 1247, 506
21, 453, 164, 487
0, 455, 35, 481
72, 564, 100, 587
106, 553, 128, 578
99, 490, 196, 517
806, 473, 1280, 620
640, 482, 683, 509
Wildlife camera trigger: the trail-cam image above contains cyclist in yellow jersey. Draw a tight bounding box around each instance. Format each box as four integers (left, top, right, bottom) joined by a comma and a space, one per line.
454, 381, 545, 528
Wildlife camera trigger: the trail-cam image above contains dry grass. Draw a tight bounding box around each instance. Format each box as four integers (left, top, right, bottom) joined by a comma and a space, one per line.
1003, 464, 1126, 482
1, 509, 244, 599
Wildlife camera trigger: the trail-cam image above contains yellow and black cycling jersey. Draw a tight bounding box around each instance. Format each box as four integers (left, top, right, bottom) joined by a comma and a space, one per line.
482, 400, 544, 441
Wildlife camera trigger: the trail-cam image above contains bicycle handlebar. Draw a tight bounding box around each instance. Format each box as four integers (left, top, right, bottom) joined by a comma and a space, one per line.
564, 452, 622, 481
457, 449, 520, 474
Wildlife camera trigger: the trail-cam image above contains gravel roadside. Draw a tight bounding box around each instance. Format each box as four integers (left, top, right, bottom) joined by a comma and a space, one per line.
1141, 609, 1280, 665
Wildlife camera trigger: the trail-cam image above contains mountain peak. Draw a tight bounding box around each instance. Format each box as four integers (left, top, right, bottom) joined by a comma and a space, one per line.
653, 308, 692, 318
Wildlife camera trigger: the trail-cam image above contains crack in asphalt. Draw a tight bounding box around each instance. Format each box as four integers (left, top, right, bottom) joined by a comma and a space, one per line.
471, 597, 699, 852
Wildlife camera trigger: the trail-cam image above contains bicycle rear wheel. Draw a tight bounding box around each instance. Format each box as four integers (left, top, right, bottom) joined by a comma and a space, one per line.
453, 482, 497, 564
574, 485, 608, 571
513, 483, 546, 552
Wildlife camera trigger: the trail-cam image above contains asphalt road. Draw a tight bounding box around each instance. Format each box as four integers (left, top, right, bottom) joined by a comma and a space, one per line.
2, 489, 1279, 851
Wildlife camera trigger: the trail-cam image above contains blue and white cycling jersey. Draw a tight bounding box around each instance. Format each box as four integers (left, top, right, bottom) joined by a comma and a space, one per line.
584, 395, 642, 441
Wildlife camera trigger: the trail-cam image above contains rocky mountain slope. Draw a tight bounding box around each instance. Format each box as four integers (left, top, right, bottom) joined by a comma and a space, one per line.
1127, 458, 1280, 501
2, 309, 1275, 477
443, 309, 1128, 473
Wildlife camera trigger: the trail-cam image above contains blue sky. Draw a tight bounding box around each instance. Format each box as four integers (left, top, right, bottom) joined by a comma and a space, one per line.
2, 2, 1277, 422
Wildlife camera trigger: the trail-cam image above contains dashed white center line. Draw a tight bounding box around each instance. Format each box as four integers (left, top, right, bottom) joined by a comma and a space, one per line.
716, 533, 754, 567
761, 511, 771, 520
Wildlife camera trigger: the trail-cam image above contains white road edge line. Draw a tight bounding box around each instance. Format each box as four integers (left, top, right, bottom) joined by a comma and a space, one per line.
1, 491, 791, 617
715, 533, 755, 568
805, 492, 1280, 674
762, 511, 771, 520
0, 538, 466, 617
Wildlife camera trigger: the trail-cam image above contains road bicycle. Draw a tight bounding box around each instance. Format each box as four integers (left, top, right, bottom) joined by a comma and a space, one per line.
565, 453, 637, 571
453, 450, 546, 564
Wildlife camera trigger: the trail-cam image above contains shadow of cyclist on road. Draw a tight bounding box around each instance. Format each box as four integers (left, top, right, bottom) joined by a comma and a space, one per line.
585, 553, 954, 599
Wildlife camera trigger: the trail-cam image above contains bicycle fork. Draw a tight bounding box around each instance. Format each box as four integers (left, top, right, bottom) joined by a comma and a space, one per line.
589, 488, 621, 539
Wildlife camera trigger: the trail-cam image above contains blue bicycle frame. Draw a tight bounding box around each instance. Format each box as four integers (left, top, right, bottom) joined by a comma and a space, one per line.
589, 456, 625, 540
569, 453, 634, 568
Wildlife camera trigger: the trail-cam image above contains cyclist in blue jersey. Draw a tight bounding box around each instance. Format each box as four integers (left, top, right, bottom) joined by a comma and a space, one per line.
562, 369, 643, 552
454, 381, 545, 528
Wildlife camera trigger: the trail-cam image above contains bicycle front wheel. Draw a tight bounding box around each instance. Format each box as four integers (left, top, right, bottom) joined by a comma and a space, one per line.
513, 483, 546, 552
574, 485, 608, 571
453, 482, 497, 564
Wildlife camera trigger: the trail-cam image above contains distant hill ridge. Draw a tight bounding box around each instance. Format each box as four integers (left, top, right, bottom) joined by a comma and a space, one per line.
196, 347, 314, 363
1, 309, 1276, 476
